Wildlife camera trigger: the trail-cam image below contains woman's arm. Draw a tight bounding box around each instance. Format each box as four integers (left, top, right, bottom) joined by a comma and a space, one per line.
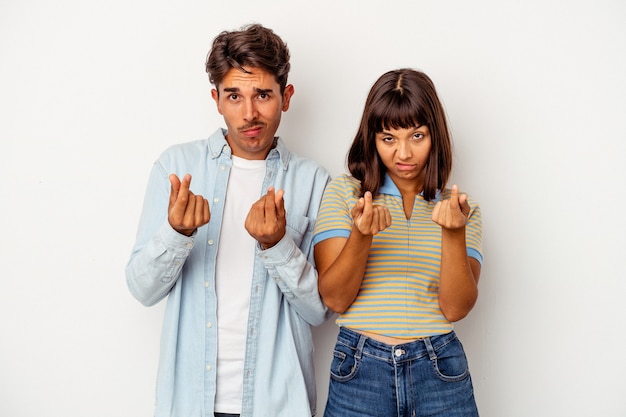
432, 185, 481, 322
315, 192, 391, 313
438, 227, 481, 321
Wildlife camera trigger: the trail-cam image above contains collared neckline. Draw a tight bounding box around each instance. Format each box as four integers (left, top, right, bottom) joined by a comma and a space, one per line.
207, 128, 290, 170
378, 173, 442, 203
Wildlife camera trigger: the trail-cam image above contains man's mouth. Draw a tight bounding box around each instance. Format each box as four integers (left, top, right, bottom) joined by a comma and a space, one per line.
240, 124, 265, 137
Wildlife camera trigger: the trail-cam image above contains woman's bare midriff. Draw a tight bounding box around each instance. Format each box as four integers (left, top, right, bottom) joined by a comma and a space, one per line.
354, 328, 423, 346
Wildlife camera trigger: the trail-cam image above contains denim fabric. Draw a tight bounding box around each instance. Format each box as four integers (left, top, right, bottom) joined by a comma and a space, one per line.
126, 129, 332, 417
323, 327, 479, 417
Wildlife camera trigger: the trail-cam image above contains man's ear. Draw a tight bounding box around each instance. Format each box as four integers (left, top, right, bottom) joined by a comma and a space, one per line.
281, 84, 294, 111
211, 89, 223, 115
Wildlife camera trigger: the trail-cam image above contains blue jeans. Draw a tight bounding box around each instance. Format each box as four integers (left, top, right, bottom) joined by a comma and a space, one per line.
323, 327, 479, 417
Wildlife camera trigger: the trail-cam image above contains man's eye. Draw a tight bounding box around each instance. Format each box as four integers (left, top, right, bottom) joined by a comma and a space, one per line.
258, 93, 268, 99
228, 94, 239, 100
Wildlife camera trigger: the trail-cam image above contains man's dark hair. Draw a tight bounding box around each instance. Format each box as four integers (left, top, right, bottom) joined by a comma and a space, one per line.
205, 23, 291, 93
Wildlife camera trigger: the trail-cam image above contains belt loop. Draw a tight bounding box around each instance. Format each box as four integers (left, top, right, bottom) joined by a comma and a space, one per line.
423, 337, 437, 360
355, 334, 367, 360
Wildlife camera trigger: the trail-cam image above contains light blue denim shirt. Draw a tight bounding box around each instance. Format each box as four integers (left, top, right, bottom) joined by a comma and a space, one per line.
126, 128, 332, 417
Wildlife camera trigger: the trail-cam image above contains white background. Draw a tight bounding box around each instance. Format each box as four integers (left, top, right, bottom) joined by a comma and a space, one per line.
1, 0, 625, 416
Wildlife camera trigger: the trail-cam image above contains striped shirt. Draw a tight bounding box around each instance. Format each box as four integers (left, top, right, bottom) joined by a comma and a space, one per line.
313, 174, 483, 339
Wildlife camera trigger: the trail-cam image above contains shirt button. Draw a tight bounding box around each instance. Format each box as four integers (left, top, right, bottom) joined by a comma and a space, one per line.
220, 165, 226, 171
206, 365, 212, 371
207, 322, 213, 328
205, 282, 210, 288
208, 239, 214, 245
213, 197, 219, 203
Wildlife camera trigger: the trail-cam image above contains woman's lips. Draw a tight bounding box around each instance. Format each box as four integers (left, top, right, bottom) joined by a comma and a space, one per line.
396, 163, 416, 171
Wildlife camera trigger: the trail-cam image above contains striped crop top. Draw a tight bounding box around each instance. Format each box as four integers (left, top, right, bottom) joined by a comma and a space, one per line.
313, 174, 483, 339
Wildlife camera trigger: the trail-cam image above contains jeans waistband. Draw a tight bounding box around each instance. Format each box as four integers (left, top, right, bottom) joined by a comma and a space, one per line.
337, 327, 457, 363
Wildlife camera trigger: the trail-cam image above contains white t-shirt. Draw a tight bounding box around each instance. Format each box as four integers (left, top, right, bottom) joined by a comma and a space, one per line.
214, 155, 265, 414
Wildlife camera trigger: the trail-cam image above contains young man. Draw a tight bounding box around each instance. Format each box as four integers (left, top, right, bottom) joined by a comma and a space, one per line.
126, 24, 332, 417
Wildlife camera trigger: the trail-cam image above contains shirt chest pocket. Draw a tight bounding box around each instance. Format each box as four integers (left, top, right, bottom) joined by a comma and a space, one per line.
285, 213, 312, 248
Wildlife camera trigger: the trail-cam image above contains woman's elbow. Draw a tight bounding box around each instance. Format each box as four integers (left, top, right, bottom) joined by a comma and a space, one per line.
320, 294, 351, 314
441, 308, 470, 322
439, 298, 477, 322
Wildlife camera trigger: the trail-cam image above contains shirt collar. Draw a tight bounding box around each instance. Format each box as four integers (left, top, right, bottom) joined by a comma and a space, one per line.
208, 128, 291, 170
378, 173, 442, 202
267, 136, 291, 170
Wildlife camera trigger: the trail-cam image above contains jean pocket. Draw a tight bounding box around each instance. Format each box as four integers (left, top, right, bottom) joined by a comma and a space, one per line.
329, 342, 360, 382
430, 337, 470, 382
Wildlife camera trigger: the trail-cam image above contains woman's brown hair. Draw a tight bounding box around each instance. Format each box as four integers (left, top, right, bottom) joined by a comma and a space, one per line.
347, 69, 452, 201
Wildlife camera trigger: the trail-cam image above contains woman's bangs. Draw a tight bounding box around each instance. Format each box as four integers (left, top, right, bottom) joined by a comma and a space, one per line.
370, 94, 424, 132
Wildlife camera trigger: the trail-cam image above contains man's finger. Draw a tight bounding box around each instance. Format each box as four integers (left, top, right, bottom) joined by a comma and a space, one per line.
274, 189, 285, 218
204, 199, 211, 223
264, 187, 277, 220
274, 189, 284, 205
180, 174, 192, 196
169, 174, 181, 206
194, 196, 209, 224
183, 192, 197, 224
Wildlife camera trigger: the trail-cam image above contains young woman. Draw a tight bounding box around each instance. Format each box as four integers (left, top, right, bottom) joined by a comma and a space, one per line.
313, 68, 483, 417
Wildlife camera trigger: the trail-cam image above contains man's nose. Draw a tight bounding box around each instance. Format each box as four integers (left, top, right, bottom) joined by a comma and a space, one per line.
243, 99, 258, 120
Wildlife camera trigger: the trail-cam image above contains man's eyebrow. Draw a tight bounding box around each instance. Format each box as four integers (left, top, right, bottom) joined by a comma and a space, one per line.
221, 87, 273, 94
